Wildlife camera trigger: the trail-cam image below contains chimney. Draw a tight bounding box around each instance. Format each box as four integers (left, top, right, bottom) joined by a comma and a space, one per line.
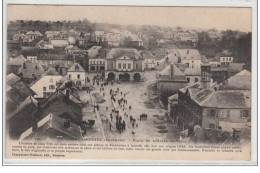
23, 62, 26, 69
64, 119, 71, 128
170, 63, 174, 79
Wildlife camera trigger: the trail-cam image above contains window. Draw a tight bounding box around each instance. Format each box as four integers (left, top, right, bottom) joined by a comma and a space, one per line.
226, 110, 230, 118
97, 61, 99, 65
111, 63, 114, 69
123, 63, 126, 69
229, 58, 232, 61
187, 77, 190, 83
77, 74, 80, 79
69, 74, 71, 79
118, 63, 121, 69
90, 61, 92, 65
100, 61, 102, 64
195, 78, 198, 82
43, 87, 46, 91
207, 109, 218, 118
209, 124, 215, 129
49, 85, 55, 90
241, 110, 249, 118
136, 64, 138, 69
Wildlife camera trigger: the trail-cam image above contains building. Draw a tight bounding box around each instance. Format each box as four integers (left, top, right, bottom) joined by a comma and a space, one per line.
7, 54, 28, 74
105, 48, 145, 82
50, 38, 69, 48
90, 31, 105, 43
177, 49, 202, 68
67, 63, 86, 89
65, 45, 80, 55
13, 33, 26, 41
36, 40, 54, 50
104, 33, 120, 47
174, 31, 198, 47
157, 63, 188, 105
37, 53, 74, 70
140, 50, 157, 70
26, 55, 37, 63
20, 113, 83, 141
45, 31, 61, 39
24, 30, 43, 42
6, 73, 33, 114
17, 62, 45, 84
7, 89, 83, 139
214, 50, 234, 66
184, 68, 201, 84
30, 67, 63, 98
88, 47, 108, 73
176, 65, 251, 135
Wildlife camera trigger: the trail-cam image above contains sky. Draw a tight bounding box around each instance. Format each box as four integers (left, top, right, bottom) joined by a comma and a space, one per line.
7, 5, 252, 32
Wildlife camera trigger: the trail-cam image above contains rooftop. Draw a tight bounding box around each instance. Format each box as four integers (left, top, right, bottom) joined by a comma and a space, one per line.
67, 62, 85, 72
20, 113, 82, 140
106, 48, 143, 60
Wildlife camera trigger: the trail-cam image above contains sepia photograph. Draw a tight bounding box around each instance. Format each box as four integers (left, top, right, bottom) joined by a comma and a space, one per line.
2, 1, 257, 165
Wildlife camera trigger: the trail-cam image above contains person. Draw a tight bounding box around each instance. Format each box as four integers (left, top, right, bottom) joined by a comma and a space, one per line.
122, 120, 126, 130
110, 113, 113, 121
109, 122, 112, 130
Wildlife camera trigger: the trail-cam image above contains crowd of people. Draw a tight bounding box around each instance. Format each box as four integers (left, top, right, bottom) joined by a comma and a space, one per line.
87, 74, 150, 136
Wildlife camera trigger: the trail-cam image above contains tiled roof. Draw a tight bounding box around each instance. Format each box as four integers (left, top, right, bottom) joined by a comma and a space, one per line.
228, 63, 245, 73
106, 48, 143, 60
18, 62, 45, 78
7, 55, 27, 66
20, 113, 82, 140
140, 50, 156, 59
177, 49, 201, 60
6, 73, 21, 86
195, 90, 251, 109
225, 70, 251, 90
67, 63, 85, 72
159, 63, 185, 76
184, 68, 201, 76
7, 96, 38, 121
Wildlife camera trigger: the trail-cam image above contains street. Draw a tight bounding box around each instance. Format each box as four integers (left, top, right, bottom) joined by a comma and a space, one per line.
78, 71, 180, 142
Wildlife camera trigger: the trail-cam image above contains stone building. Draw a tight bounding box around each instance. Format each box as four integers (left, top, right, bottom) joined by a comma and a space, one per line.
105, 48, 145, 82
157, 63, 188, 105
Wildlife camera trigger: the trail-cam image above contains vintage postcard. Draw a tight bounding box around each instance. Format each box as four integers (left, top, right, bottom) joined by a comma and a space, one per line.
3, 0, 257, 165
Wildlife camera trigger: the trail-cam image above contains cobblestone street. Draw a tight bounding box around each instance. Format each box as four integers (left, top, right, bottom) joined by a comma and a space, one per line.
79, 71, 180, 142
